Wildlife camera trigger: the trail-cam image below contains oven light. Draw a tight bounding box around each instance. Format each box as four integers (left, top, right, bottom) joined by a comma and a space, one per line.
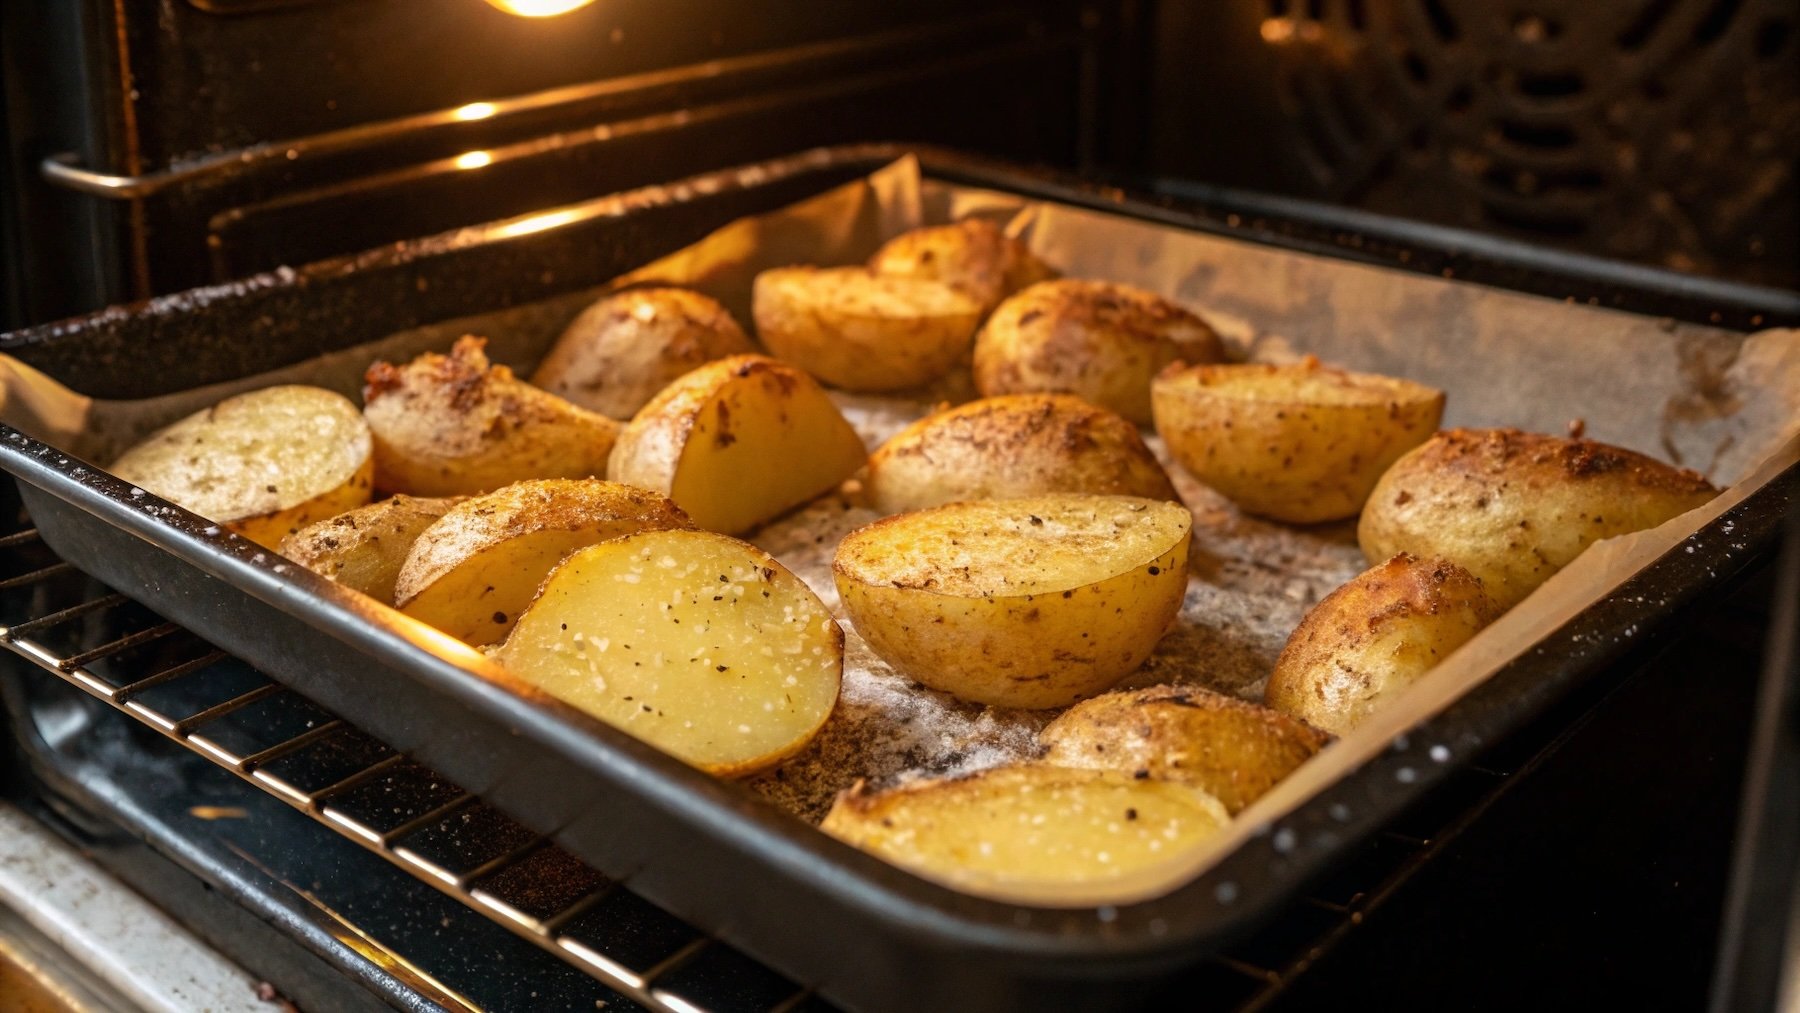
453, 102, 498, 121
484, 0, 597, 16
453, 150, 494, 170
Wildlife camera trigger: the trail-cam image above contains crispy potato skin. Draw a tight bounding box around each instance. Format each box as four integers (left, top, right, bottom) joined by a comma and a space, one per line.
530, 287, 753, 419
866, 219, 1057, 314
363, 335, 620, 497
1358, 429, 1719, 609
1040, 685, 1330, 813
865, 394, 1177, 514
973, 279, 1224, 425
1152, 357, 1445, 523
752, 266, 985, 391
1266, 553, 1502, 735
280, 495, 461, 605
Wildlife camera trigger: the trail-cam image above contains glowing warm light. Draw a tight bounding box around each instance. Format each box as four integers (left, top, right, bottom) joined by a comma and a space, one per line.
453, 150, 494, 170
484, 0, 597, 16
454, 101, 498, 121
492, 208, 586, 239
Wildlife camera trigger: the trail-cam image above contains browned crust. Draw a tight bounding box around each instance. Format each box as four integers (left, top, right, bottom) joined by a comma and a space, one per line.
1423, 428, 1718, 495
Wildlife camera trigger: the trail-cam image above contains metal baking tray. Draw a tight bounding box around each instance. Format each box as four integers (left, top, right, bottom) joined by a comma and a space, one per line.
2, 144, 1796, 1012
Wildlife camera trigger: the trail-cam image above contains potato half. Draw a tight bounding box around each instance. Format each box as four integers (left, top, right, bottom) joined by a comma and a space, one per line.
280, 495, 461, 605
751, 266, 984, 391
363, 335, 620, 497
833, 495, 1192, 709
1265, 553, 1502, 735
531, 286, 754, 420
1040, 685, 1330, 813
1152, 357, 1445, 524
973, 279, 1225, 425
607, 354, 867, 535
495, 529, 843, 778
110, 385, 373, 549
864, 394, 1178, 514
866, 219, 1056, 314
821, 765, 1229, 900
1359, 429, 1718, 609
394, 479, 691, 645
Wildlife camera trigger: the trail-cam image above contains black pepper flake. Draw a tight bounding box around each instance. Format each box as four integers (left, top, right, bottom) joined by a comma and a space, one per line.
716, 665, 729, 672
1126, 808, 1139, 821
1148, 566, 1161, 575
1133, 769, 1150, 780
492, 611, 507, 624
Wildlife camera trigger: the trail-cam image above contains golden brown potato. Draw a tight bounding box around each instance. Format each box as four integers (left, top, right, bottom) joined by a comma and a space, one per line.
607, 354, 866, 535
1152, 357, 1445, 524
751, 266, 984, 391
109, 385, 374, 550
530, 286, 754, 420
1359, 429, 1718, 609
362, 335, 619, 497
833, 495, 1192, 709
1265, 553, 1502, 735
866, 219, 1057, 314
279, 495, 461, 605
972, 279, 1225, 425
864, 394, 1177, 514
1039, 685, 1330, 813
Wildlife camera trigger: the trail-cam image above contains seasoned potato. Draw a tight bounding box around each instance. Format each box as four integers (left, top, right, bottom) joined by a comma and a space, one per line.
280, 495, 461, 605
607, 355, 866, 534
820, 765, 1229, 901
1359, 429, 1718, 609
1152, 357, 1445, 523
110, 385, 373, 549
1040, 685, 1330, 813
866, 219, 1056, 314
530, 286, 754, 420
363, 335, 620, 497
1265, 553, 1502, 735
833, 495, 1192, 709
864, 394, 1177, 514
973, 279, 1225, 424
751, 266, 984, 391
495, 529, 842, 778
395, 479, 691, 646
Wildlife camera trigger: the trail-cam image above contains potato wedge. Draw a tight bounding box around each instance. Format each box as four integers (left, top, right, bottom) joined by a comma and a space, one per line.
110, 385, 373, 549
866, 219, 1056, 314
1152, 357, 1445, 523
531, 286, 754, 419
1265, 553, 1502, 735
1040, 685, 1330, 813
833, 495, 1192, 709
864, 394, 1178, 514
363, 335, 619, 497
607, 354, 866, 535
279, 495, 461, 605
495, 529, 842, 778
395, 479, 691, 645
973, 279, 1225, 425
1359, 429, 1718, 609
820, 765, 1229, 900
751, 266, 984, 391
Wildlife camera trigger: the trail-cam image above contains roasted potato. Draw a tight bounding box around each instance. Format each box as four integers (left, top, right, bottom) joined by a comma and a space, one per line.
821, 765, 1229, 900
833, 495, 1192, 709
362, 335, 620, 497
1265, 554, 1501, 735
1359, 429, 1718, 609
495, 528, 842, 778
395, 479, 691, 646
530, 286, 755, 419
109, 385, 374, 549
279, 495, 460, 605
1040, 685, 1330, 813
864, 394, 1178, 514
751, 266, 984, 391
866, 219, 1056, 315
973, 279, 1225, 425
607, 355, 867, 534
1152, 357, 1445, 523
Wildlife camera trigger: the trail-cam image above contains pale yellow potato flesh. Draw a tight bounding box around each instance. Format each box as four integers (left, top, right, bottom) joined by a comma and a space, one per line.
833, 495, 1192, 709
279, 495, 461, 605
751, 266, 984, 391
866, 219, 1057, 315
394, 479, 691, 646
495, 529, 843, 778
608, 355, 867, 535
531, 287, 754, 419
1152, 357, 1445, 524
820, 765, 1230, 900
109, 385, 374, 550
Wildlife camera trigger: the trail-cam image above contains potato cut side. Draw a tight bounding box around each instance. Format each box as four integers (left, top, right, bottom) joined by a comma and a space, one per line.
821, 765, 1230, 901
531, 286, 754, 419
280, 495, 461, 605
395, 479, 691, 646
866, 219, 1056, 314
495, 529, 843, 778
110, 384, 374, 549
752, 266, 984, 391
